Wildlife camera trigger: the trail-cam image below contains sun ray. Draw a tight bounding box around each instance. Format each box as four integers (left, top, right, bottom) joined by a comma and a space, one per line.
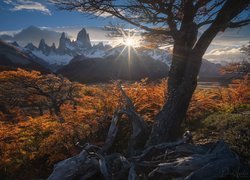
114, 45, 127, 62
111, 28, 143, 75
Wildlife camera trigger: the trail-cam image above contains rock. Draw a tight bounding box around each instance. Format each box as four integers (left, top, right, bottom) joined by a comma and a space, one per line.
75, 28, 92, 48
38, 38, 51, 55
10, 41, 19, 47
93, 42, 104, 49
58, 32, 72, 54
51, 43, 56, 52
25, 43, 38, 51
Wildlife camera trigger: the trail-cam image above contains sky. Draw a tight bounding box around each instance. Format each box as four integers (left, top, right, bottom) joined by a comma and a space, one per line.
0, 0, 249, 63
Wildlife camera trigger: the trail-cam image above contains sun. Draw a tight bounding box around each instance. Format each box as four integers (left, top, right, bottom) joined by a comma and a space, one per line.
122, 35, 142, 48
111, 28, 142, 48
123, 37, 136, 47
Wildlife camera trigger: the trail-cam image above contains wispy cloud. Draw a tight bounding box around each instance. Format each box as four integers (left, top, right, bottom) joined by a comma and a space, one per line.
204, 47, 245, 63
206, 47, 241, 56
4, 0, 51, 15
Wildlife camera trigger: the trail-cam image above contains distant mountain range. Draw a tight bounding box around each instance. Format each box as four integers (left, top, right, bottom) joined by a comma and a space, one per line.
58, 47, 169, 82
23, 28, 98, 65
0, 26, 224, 83
0, 40, 50, 73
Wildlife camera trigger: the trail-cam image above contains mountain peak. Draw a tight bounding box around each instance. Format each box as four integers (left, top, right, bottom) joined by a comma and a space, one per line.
39, 38, 46, 47
58, 32, 72, 54
61, 32, 66, 39
51, 43, 56, 51
25, 43, 37, 51
76, 28, 91, 48
38, 38, 51, 55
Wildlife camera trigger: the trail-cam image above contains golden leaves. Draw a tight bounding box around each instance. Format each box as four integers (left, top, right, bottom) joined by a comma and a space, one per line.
0, 69, 249, 177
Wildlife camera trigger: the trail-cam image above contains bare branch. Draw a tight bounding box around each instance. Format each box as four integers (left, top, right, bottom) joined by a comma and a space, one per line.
228, 19, 250, 28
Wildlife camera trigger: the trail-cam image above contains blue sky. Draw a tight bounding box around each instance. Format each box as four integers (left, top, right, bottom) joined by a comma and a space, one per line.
0, 0, 120, 31
0, 0, 249, 63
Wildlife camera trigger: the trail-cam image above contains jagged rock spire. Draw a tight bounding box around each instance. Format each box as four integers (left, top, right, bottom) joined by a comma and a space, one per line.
38, 38, 51, 55
76, 28, 91, 48
51, 43, 56, 52
58, 32, 72, 54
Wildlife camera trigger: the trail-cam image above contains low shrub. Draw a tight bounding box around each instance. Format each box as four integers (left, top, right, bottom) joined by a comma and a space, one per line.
194, 113, 250, 164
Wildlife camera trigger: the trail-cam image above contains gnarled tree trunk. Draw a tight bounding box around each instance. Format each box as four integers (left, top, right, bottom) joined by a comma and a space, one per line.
147, 25, 200, 145
147, 0, 249, 145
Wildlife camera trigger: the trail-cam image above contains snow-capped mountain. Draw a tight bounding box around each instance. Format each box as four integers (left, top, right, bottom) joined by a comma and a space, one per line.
140, 48, 172, 66
58, 47, 169, 83
22, 27, 172, 66
7, 26, 221, 79
23, 28, 86, 65
0, 40, 50, 73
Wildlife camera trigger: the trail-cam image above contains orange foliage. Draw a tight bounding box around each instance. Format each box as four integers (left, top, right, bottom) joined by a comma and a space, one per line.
0, 69, 249, 178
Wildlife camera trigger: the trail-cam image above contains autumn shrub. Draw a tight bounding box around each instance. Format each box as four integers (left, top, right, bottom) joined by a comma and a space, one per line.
186, 76, 250, 129
0, 110, 99, 179
0, 69, 249, 179
193, 113, 250, 164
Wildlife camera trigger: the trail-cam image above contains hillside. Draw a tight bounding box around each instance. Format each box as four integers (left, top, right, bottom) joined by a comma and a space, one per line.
57, 50, 169, 83
0, 40, 50, 73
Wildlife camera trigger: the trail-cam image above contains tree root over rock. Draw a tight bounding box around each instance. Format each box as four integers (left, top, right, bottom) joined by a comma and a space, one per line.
48, 140, 239, 180
48, 84, 240, 180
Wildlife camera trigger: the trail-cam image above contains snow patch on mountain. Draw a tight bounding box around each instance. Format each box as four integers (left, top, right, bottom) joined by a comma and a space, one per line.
21, 27, 172, 67
31, 50, 73, 65
141, 49, 172, 66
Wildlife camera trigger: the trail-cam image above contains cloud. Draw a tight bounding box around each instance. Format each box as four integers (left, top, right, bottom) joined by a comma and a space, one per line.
0, 26, 111, 47
204, 47, 245, 63
3, 0, 13, 4
4, 0, 51, 15
206, 47, 241, 56
93, 11, 113, 17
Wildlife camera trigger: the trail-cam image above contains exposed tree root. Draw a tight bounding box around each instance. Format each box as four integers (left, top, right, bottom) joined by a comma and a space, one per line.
48, 84, 240, 180
48, 140, 239, 179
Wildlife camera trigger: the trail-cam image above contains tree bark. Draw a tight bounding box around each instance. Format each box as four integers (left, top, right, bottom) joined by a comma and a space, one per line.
146, 54, 200, 146
147, 29, 199, 145
147, 0, 249, 146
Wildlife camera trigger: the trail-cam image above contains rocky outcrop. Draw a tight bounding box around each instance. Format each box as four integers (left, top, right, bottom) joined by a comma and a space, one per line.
51, 43, 56, 52
92, 42, 111, 50
75, 28, 91, 48
57, 29, 92, 56
38, 38, 51, 55
10, 41, 19, 47
57, 32, 72, 54
25, 43, 38, 51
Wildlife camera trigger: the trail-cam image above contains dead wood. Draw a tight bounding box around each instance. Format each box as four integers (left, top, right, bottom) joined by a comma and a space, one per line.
101, 110, 124, 153
48, 84, 240, 180
117, 82, 150, 155
148, 141, 239, 178
48, 145, 99, 180
49, 137, 239, 180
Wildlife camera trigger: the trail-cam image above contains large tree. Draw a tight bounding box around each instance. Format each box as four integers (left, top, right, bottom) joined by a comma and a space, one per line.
52, 0, 249, 145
